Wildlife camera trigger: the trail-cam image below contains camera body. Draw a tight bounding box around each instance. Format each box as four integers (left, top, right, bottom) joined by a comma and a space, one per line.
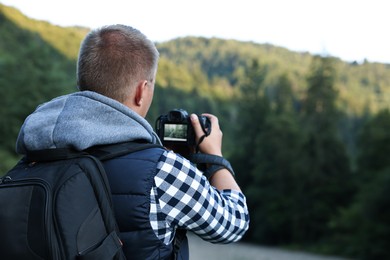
156, 109, 211, 146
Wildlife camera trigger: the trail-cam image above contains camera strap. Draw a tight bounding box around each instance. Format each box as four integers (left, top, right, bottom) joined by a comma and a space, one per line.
195, 135, 207, 153
189, 153, 235, 180
195, 118, 212, 153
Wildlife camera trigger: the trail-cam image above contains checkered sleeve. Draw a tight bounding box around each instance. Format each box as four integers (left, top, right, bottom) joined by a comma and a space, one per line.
150, 150, 249, 245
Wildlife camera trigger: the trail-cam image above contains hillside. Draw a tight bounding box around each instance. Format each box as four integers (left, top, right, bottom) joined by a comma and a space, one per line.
157, 37, 390, 115
0, 4, 86, 59
2, 3, 390, 116
1, 4, 79, 169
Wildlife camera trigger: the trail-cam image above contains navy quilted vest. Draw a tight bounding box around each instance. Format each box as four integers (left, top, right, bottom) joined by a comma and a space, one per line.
103, 146, 188, 260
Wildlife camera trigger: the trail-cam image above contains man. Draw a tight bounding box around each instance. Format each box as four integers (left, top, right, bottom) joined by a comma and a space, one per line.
16, 24, 249, 259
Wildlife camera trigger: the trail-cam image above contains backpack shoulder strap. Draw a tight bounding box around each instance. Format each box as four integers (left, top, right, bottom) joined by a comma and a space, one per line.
86, 141, 163, 161
24, 141, 163, 163
25, 148, 86, 162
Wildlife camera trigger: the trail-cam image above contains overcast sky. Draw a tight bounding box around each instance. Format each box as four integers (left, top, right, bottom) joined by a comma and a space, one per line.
2, 0, 389, 63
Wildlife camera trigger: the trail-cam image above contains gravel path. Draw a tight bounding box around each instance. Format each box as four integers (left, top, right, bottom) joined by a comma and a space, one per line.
188, 233, 350, 260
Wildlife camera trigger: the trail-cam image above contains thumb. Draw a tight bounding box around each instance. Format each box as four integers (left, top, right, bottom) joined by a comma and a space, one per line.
190, 114, 202, 139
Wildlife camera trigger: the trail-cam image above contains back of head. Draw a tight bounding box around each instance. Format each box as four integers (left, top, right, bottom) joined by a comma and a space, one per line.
77, 24, 159, 103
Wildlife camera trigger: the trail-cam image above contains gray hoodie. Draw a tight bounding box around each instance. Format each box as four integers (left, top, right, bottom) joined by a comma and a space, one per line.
16, 91, 160, 154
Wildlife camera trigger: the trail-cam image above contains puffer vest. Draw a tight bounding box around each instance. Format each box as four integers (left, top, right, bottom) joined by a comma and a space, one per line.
102, 146, 189, 260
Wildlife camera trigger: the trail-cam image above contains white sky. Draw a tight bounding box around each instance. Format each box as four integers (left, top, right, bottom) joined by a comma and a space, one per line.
2, 0, 390, 63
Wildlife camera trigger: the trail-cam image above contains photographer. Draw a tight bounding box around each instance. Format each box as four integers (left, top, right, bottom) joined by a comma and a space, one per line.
15, 24, 249, 259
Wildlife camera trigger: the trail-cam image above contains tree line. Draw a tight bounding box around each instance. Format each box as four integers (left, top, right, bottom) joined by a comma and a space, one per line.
230, 57, 390, 259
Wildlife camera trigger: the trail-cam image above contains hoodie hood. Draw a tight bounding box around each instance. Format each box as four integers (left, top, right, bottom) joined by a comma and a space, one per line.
16, 91, 160, 154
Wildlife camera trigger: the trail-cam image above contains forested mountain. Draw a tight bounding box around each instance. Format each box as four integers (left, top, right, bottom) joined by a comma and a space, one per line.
1, 3, 390, 259
157, 36, 390, 115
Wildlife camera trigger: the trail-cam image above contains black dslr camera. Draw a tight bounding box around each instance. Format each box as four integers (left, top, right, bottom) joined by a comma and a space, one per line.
156, 109, 211, 146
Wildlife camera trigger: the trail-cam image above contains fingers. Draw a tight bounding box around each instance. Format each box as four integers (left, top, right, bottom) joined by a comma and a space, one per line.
201, 113, 222, 137
190, 114, 201, 138
191, 113, 218, 137
190, 113, 223, 156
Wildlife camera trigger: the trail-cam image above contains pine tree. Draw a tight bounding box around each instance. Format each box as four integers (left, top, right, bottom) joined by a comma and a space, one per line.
292, 56, 353, 243
229, 59, 269, 241
242, 74, 303, 244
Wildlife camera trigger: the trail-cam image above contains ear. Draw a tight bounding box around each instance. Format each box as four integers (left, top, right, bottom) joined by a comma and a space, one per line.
134, 80, 148, 106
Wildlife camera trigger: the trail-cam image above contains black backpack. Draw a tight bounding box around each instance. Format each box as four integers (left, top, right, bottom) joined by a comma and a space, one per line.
0, 141, 158, 260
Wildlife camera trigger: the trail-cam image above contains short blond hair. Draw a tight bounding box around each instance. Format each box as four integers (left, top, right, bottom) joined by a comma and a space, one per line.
77, 24, 159, 102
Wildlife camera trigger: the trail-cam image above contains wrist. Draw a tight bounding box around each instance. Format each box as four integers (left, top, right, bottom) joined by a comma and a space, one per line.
198, 146, 222, 156
202, 150, 222, 157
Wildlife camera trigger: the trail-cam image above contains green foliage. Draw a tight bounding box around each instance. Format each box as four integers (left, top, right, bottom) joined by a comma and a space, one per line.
0, 4, 86, 59
237, 57, 355, 250
330, 112, 390, 258
247, 113, 303, 244
356, 109, 390, 177
329, 109, 390, 259
229, 59, 269, 182
302, 56, 340, 123
0, 4, 77, 173
292, 57, 354, 244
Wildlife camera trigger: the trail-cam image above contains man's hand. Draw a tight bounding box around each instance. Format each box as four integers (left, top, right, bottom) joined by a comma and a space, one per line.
190, 113, 223, 156
191, 113, 241, 191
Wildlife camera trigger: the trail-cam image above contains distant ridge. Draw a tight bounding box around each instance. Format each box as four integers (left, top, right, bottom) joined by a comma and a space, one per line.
1, 2, 390, 115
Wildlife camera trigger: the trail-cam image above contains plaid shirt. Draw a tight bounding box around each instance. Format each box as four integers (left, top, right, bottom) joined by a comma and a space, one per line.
150, 150, 249, 245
